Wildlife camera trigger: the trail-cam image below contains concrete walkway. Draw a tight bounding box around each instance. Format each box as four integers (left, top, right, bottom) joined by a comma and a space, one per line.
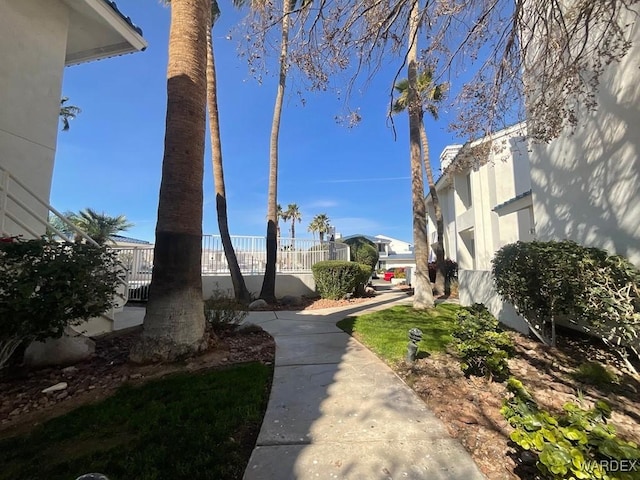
243, 290, 486, 480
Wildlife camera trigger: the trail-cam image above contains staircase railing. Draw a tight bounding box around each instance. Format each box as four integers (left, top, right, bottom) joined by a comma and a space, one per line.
0, 164, 128, 325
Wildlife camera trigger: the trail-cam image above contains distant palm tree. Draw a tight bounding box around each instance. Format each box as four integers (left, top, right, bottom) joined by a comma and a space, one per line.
59, 97, 81, 132
282, 203, 302, 241
392, 66, 448, 295
276, 203, 284, 240
308, 213, 330, 242
72, 208, 133, 245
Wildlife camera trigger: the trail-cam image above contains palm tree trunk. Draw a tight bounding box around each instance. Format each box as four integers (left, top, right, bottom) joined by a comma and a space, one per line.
131, 0, 209, 362
206, 15, 251, 303
408, 0, 434, 310
419, 121, 446, 296
260, 0, 292, 303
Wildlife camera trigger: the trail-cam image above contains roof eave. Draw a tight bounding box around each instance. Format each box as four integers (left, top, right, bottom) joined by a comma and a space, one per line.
64, 0, 147, 67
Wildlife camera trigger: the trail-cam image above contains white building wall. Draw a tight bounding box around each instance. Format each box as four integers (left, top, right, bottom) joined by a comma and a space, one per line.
529, 14, 640, 268
0, 0, 70, 237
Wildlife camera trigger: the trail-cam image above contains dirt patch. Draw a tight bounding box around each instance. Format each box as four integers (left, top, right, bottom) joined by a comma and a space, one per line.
396, 330, 640, 479
0, 327, 275, 439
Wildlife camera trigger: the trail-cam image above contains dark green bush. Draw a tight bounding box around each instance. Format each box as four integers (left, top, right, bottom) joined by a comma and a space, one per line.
451, 304, 514, 380
312, 261, 369, 300
428, 259, 458, 283
502, 378, 640, 480
354, 263, 373, 297
492, 241, 640, 367
0, 238, 122, 369
204, 287, 248, 332
343, 236, 379, 270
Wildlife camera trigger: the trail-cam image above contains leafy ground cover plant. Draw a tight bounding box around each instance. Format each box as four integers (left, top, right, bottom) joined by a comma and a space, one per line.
451, 304, 515, 381
502, 378, 640, 480
0, 238, 122, 370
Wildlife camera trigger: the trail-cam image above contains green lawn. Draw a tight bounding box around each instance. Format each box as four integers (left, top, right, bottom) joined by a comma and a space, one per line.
337, 303, 461, 363
0, 362, 272, 480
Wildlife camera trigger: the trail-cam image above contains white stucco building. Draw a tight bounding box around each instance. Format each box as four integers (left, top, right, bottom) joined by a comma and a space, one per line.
0, 0, 146, 238
429, 7, 639, 333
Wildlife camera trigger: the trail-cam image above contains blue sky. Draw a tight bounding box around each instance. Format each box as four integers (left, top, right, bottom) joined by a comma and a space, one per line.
53, 1, 465, 243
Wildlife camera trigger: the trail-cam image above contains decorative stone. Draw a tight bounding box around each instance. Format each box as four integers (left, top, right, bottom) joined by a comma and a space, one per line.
364, 286, 376, 295
520, 451, 537, 465
280, 295, 301, 306
55, 391, 69, 400
458, 415, 479, 425
24, 329, 95, 368
42, 382, 68, 394
75, 474, 110, 480
62, 366, 79, 374
249, 299, 268, 310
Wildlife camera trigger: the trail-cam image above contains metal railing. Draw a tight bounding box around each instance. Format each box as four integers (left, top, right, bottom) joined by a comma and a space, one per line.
112, 235, 350, 301
0, 164, 128, 318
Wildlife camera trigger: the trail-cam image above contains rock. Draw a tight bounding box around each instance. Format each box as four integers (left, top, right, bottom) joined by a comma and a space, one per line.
364, 286, 376, 295
520, 451, 537, 465
280, 295, 301, 306
249, 299, 268, 310
130, 373, 143, 379
235, 322, 263, 334
24, 329, 95, 368
75, 474, 110, 480
56, 391, 68, 400
550, 383, 574, 395
458, 415, 479, 424
9, 408, 21, 416
62, 366, 79, 374
42, 382, 68, 394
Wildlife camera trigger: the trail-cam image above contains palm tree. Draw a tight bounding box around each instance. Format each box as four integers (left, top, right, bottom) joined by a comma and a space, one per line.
131, 0, 210, 363
72, 208, 133, 245
59, 97, 81, 132
392, 68, 448, 295
308, 213, 330, 242
47, 211, 80, 241
406, 0, 434, 309
282, 203, 302, 240
276, 203, 284, 240
231, 0, 306, 303
205, 0, 251, 302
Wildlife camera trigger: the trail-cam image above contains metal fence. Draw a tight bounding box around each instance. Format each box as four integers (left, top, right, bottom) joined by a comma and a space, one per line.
111, 235, 350, 301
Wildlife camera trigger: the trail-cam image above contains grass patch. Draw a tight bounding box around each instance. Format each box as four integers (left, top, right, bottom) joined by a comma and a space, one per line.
0, 362, 271, 480
337, 303, 461, 363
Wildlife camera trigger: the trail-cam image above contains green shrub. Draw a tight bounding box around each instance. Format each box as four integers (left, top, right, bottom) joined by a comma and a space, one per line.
0, 238, 122, 370
451, 304, 514, 380
354, 263, 373, 297
312, 260, 367, 300
203, 287, 248, 332
502, 378, 640, 480
353, 243, 378, 270
572, 361, 619, 388
343, 236, 379, 270
492, 241, 640, 368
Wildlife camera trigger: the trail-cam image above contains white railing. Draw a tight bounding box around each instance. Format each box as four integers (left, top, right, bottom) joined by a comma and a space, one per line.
112, 235, 350, 301
0, 164, 128, 319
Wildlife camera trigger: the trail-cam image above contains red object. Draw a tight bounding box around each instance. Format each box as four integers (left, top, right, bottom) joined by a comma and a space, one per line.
384, 268, 404, 281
